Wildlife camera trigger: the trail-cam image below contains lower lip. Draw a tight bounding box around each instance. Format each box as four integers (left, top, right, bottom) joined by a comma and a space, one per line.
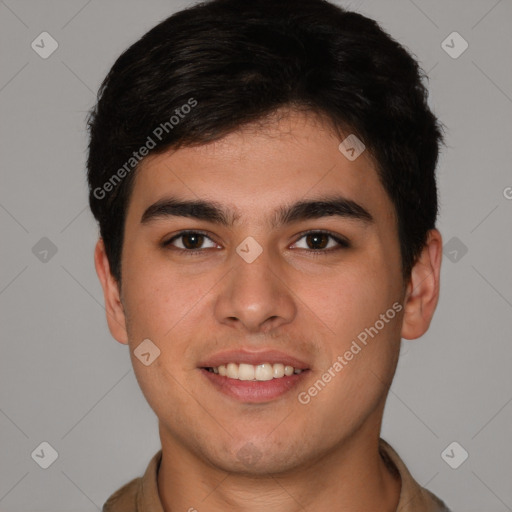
200, 368, 309, 403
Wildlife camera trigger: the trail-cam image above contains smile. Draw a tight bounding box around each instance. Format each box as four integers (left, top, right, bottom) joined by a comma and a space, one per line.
205, 362, 304, 381
199, 349, 311, 402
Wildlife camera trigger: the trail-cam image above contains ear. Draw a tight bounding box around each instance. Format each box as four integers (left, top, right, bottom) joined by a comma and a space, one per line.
401, 229, 442, 340
94, 238, 128, 345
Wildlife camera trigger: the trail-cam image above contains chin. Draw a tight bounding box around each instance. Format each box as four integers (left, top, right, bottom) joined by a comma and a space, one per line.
208, 440, 307, 476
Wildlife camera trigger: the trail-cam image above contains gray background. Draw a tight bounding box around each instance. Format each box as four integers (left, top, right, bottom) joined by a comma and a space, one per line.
1, 0, 511, 510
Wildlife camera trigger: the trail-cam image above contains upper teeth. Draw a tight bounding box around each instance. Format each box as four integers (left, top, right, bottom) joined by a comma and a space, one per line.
208, 363, 303, 381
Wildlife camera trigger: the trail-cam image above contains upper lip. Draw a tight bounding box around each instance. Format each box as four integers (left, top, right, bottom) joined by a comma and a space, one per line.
198, 349, 310, 370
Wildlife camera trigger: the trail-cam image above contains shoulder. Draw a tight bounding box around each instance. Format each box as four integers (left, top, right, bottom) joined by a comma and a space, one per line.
102, 476, 141, 512
102, 450, 163, 512
422, 487, 452, 512
379, 438, 452, 512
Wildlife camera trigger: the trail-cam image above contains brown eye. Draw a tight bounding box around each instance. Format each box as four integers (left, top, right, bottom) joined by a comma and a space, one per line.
292, 231, 350, 252
181, 232, 205, 249
163, 231, 218, 252
305, 232, 329, 250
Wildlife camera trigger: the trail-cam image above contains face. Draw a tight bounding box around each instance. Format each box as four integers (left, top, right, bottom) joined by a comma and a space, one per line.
107, 109, 409, 474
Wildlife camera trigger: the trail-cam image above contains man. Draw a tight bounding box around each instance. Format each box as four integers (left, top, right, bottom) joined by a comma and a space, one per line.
87, 0, 450, 510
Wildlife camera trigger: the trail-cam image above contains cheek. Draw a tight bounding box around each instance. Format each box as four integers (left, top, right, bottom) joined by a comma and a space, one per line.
307, 262, 398, 340
121, 254, 225, 376
130, 354, 203, 437
304, 255, 403, 399
121, 250, 194, 337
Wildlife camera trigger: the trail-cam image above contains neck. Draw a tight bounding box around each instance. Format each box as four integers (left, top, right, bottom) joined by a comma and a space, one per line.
157, 421, 401, 512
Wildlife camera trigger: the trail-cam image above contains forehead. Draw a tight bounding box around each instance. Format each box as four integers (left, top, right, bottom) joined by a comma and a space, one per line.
126, 109, 395, 228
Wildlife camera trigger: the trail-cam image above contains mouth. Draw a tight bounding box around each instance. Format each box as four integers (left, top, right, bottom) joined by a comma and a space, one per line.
204, 362, 305, 380
198, 350, 311, 403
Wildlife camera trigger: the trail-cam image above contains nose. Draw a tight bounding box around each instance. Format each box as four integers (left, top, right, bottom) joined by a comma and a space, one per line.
214, 244, 297, 333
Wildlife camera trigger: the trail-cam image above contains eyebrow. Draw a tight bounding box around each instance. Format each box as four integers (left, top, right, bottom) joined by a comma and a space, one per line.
140, 194, 374, 228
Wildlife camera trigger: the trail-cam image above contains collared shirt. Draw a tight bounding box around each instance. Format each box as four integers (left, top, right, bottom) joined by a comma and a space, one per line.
103, 438, 451, 511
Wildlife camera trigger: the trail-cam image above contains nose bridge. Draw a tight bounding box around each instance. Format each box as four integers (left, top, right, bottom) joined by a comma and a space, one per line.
214, 238, 296, 331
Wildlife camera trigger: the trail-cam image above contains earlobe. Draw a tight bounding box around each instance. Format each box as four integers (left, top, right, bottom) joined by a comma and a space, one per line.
94, 238, 129, 345
400, 229, 442, 340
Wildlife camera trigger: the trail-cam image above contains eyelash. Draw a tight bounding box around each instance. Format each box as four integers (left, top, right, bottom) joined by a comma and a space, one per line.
162, 229, 350, 256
